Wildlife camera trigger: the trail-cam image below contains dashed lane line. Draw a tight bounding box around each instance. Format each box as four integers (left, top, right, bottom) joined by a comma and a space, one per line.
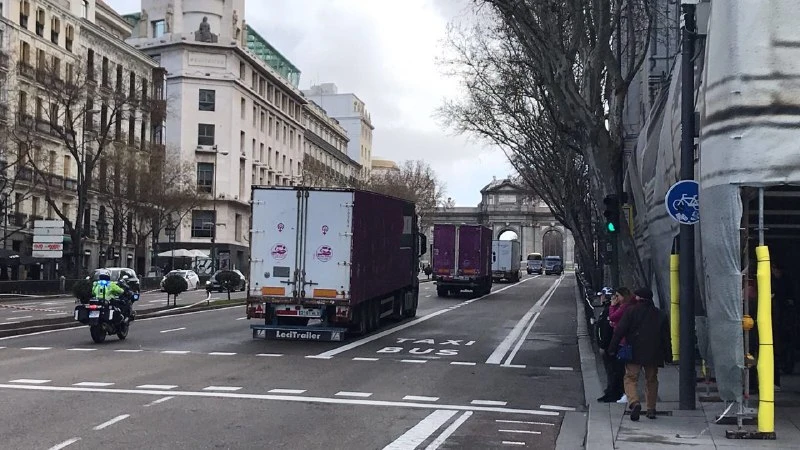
159, 327, 187, 333
203, 386, 242, 392
9, 379, 51, 384
47, 437, 81, 450
496, 420, 555, 426
539, 405, 576, 412
145, 396, 174, 407
471, 400, 508, 406
403, 395, 439, 402
353, 357, 378, 361
208, 352, 237, 356
401, 359, 427, 364
549, 366, 574, 371
450, 361, 477, 366
501, 441, 526, 446
73, 382, 114, 387
160, 350, 190, 355
21, 346, 52, 350
136, 384, 178, 390
115, 349, 143, 353
93, 414, 130, 431
335, 391, 372, 398
257, 353, 283, 357
67, 348, 97, 352
426, 411, 473, 450
499, 430, 541, 435
268, 389, 306, 394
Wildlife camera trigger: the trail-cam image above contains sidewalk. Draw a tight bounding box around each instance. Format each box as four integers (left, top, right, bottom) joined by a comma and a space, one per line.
576, 285, 800, 449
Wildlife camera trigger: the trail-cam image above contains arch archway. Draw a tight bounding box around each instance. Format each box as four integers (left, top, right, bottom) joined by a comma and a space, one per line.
542, 229, 564, 257
498, 229, 519, 241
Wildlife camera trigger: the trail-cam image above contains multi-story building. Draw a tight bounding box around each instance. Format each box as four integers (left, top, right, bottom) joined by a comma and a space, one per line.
123, 0, 305, 272
301, 100, 360, 187
303, 83, 374, 180
1, 0, 162, 279
370, 158, 400, 177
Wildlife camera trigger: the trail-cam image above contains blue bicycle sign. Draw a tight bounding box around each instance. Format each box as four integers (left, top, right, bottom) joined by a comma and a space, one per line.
665, 180, 700, 225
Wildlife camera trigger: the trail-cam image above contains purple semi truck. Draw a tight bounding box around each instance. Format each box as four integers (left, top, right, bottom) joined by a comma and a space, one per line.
432, 224, 493, 297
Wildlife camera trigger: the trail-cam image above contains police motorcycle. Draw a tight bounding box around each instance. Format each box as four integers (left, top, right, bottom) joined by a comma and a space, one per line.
74, 274, 140, 343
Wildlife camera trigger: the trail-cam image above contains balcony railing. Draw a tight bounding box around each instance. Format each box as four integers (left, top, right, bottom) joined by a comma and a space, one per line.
16, 61, 34, 79
10, 213, 27, 227
64, 178, 77, 191
17, 167, 33, 182
0, 52, 9, 70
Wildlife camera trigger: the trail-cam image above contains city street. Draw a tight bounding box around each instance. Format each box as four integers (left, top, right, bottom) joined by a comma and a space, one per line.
0, 274, 583, 449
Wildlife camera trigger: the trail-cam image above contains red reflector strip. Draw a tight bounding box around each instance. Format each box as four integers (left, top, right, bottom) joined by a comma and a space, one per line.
275, 310, 298, 316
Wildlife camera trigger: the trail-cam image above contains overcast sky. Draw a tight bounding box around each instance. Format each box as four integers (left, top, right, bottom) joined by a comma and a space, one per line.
107, 0, 513, 206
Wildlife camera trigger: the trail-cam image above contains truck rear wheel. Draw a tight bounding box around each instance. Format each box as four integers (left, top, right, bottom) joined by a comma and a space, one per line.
436, 287, 448, 297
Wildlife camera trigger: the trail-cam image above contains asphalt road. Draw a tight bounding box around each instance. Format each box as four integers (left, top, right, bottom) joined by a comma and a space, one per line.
0, 274, 583, 449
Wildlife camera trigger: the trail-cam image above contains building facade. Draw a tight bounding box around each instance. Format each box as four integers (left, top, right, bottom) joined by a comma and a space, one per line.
370, 158, 399, 177
1, 0, 162, 279
303, 83, 373, 180
301, 100, 360, 187
124, 0, 305, 272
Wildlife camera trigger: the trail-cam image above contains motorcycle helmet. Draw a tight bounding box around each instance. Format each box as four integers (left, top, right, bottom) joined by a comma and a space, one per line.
96, 269, 111, 282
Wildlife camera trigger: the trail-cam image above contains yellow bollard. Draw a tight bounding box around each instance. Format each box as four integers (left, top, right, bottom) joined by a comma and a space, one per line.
670, 254, 680, 362
755, 245, 774, 434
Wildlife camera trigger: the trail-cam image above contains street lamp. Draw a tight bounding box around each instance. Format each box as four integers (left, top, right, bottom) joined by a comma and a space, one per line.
210, 145, 228, 272
164, 223, 176, 271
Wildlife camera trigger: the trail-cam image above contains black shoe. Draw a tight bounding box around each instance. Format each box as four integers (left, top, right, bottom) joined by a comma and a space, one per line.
597, 394, 612, 402
646, 409, 656, 419
630, 402, 642, 421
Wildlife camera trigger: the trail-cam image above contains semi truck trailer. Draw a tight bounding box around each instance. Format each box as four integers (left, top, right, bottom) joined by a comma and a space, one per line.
432, 224, 492, 297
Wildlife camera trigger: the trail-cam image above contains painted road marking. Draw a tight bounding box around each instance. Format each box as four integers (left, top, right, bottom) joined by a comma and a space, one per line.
383, 410, 457, 450
305, 355, 333, 359
336, 391, 372, 398
426, 411, 473, 450
46, 312, 68, 316
161, 350, 190, 355
352, 357, 378, 361
486, 276, 563, 365
208, 352, 237, 356
450, 361, 477, 366
145, 396, 174, 407
313, 278, 535, 359
136, 384, 178, 390
500, 429, 541, 435
0, 383, 560, 416
549, 366, 574, 371
67, 348, 97, 352
268, 389, 306, 394
6, 315, 32, 320
73, 382, 115, 387
115, 349, 143, 353
501, 441, 526, 446
403, 395, 440, 402
21, 346, 52, 350
471, 400, 508, 406
9, 379, 51, 384
235, 317, 247, 320
401, 359, 427, 364
160, 327, 186, 333
257, 353, 283, 357
496, 419, 555, 426
93, 414, 130, 430
203, 386, 242, 392
540, 405, 576, 411
47, 437, 81, 450
2, 321, 20, 325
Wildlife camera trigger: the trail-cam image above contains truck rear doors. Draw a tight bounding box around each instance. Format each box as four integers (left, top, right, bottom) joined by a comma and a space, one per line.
458, 225, 484, 276
433, 224, 456, 277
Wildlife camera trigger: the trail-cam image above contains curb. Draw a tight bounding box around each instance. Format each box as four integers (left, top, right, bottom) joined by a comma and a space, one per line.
575, 280, 614, 450
0, 301, 245, 338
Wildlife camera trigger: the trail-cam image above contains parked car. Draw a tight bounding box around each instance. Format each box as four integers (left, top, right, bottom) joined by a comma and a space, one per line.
89, 267, 140, 292
206, 269, 247, 292
160, 270, 201, 291
544, 256, 563, 275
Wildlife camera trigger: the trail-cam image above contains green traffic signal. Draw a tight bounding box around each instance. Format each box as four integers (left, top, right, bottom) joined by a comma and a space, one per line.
606, 222, 616, 233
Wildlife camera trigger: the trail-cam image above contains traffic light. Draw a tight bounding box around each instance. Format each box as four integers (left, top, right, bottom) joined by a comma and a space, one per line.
603, 194, 620, 234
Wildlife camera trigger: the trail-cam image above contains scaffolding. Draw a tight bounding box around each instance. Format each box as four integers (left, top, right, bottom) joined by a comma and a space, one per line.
245, 25, 300, 87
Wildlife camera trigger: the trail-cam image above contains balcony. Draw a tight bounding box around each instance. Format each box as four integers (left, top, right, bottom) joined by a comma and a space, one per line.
17, 167, 33, 182
47, 174, 64, 189
10, 213, 28, 227
16, 61, 35, 79
0, 51, 9, 71
64, 178, 77, 190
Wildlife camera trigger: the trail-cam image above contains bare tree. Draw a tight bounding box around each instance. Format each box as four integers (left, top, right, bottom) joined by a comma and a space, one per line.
366, 160, 445, 230
440, 1, 653, 285
9, 58, 160, 277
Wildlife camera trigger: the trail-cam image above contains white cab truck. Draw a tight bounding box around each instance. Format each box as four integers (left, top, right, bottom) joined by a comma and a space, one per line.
491, 240, 521, 282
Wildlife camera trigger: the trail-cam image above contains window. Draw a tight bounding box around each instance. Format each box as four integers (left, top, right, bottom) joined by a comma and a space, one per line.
20, 40, 30, 63
196, 162, 214, 193
50, 17, 60, 45
198, 89, 215, 111
191, 210, 215, 238
115, 66, 123, 92
240, 97, 245, 119
268, 116, 273, 136
36, 48, 44, 70
239, 131, 245, 153
152, 20, 165, 38
235, 214, 242, 242
129, 72, 136, 99
19, 0, 30, 28
81, 0, 88, 19
260, 112, 265, 132
252, 106, 257, 127
239, 62, 245, 80
51, 56, 61, 80
35, 8, 44, 36
197, 123, 215, 146
87, 49, 94, 80
63, 155, 71, 178
128, 114, 136, 145
239, 158, 245, 199
65, 25, 73, 51
101, 57, 109, 86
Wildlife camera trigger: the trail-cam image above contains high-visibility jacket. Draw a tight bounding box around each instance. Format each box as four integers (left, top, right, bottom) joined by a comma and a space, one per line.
92, 280, 124, 300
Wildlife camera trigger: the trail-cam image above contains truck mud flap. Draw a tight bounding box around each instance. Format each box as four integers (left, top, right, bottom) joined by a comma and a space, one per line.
250, 324, 348, 342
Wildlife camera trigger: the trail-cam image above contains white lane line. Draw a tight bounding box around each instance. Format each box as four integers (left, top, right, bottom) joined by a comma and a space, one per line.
352, 357, 378, 361
67, 348, 97, 352
383, 409, 457, 450
115, 349, 143, 353
0, 305, 242, 341
2, 321, 21, 325
46, 312, 67, 316
48, 437, 81, 450
208, 352, 237, 356
335, 391, 372, 398
21, 346, 52, 350
496, 419, 555, 426
0, 383, 561, 416
540, 404, 576, 411
403, 395, 440, 402
136, 384, 178, 390
549, 366, 574, 371
502, 364, 527, 369
426, 411, 473, 450
6, 315, 33, 320
73, 382, 115, 387
500, 429, 541, 435
305, 355, 333, 359
93, 414, 130, 430
257, 353, 283, 357
9, 379, 51, 384
203, 386, 242, 392
425, 295, 431, 298
314, 279, 534, 359
161, 350, 190, 355
0, 346, 5, 349
145, 396, 174, 406
471, 400, 508, 406
401, 359, 427, 364
235, 317, 247, 320
148, 300, 163, 303
268, 388, 306, 394
450, 361, 477, 366
486, 276, 562, 365
501, 441, 527, 446
159, 327, 186, 333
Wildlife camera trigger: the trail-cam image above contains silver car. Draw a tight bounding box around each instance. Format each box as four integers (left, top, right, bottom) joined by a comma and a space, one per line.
160, 270, 201, 291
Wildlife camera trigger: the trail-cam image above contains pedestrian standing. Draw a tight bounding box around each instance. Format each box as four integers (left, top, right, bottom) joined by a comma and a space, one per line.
608, 287, 671, 421
598, 287, 635, 403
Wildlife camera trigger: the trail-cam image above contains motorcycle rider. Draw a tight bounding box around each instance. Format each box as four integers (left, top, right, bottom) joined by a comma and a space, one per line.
92, 269, 133, 320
